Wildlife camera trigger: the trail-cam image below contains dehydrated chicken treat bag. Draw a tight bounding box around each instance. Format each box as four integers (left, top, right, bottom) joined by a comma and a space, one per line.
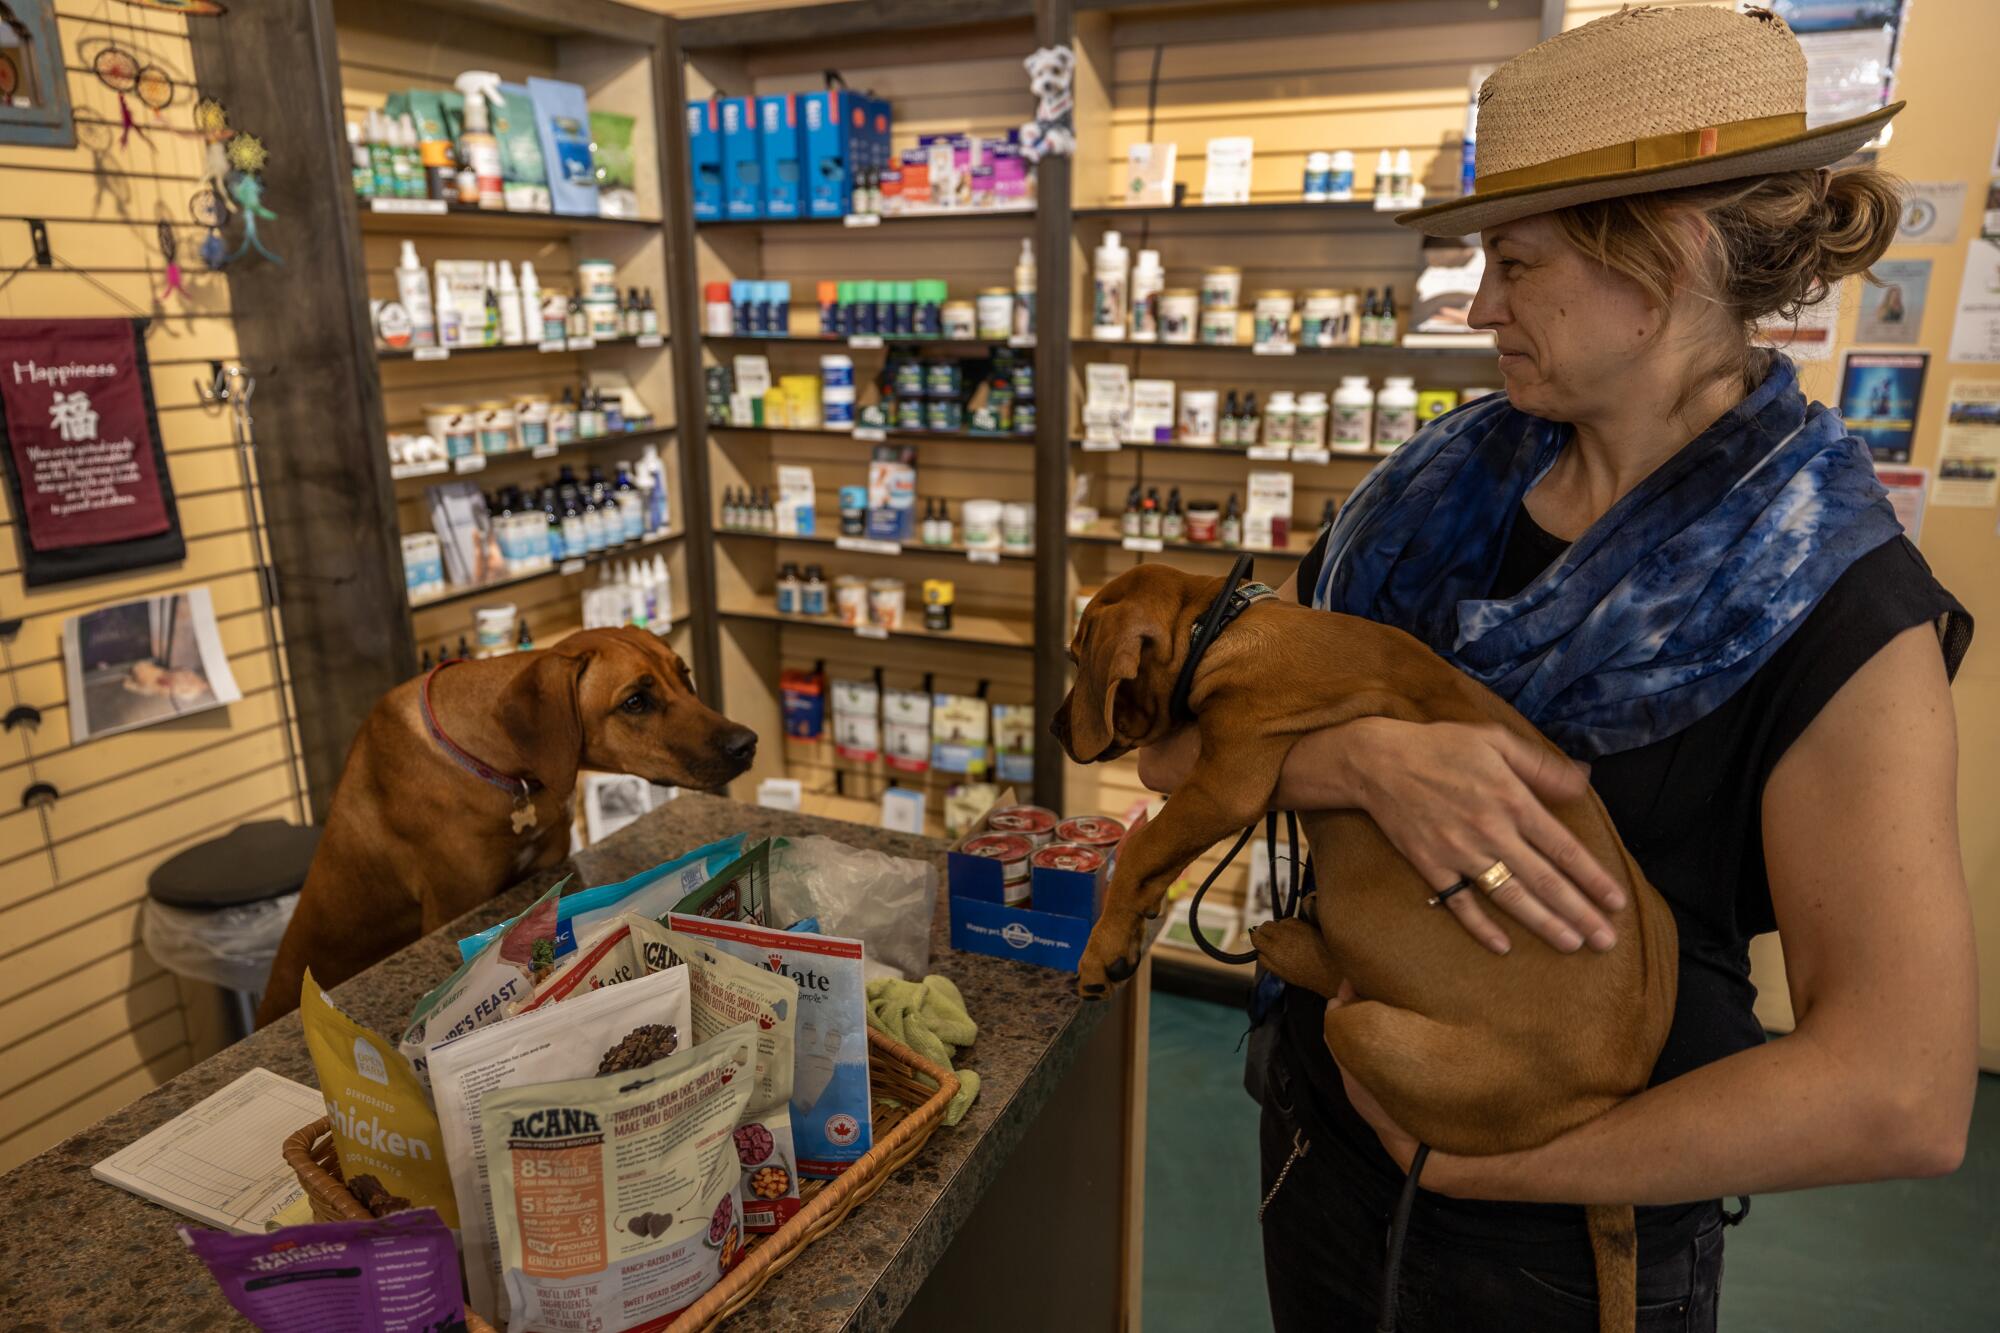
521, 915, 802, 1230
457, 835, 748, 963
299, 971, 459, 1227
429, 964, 692, 1324
401, 880, 565, 1087
668, 915, 872, 1177
182, 1207, 463, 1333
484, 1020, 760, 1332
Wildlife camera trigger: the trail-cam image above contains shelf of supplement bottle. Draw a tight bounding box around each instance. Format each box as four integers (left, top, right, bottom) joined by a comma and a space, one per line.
719, 601, 1034, 652
407, 527, 683, 610
357, 199, 666, 239
698, 206, 1036, 231
391, 426, 679, 481
379, 333, 667, 362
1072, 200, 1390, 221
543, 612, 694, 650
1069, 438, 1380, 461
701, 334, 1034, 356
1067, 338, 1495, 358
707, 424, 1035, 447
1066, 523, 1314, 561
715, 528, 1037, 563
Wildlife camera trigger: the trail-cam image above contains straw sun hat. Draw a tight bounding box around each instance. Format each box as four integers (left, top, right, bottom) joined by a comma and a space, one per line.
1400, 4, 1902, 236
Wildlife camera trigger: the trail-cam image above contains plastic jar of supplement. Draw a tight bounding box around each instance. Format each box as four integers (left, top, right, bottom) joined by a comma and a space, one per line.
1264, 390, 1297, 448
923, 578, 955, 631
1304, 150, 1332, 201
1199, 309, 1238, 345
839, 485, 868, 535
834, 575, 869, 626
1374, 376, 1418, 453
1185, 502, 1220, 543
1160, 290, 1199, 344
1301, 291, 1344, 348
1201, 266, 1242, 311
1295, 391, 1329, 450
820, 353, 854, 389
577, 259, 617, 303
1333, 376, 1374, 453
1000, 501, 1033, 550
474, 603, 516, 656
513, 395, 551, 449
976, 287, 1013, 342
1253, 291, 1295, 348
402, 532, 445, 598
426, 403, 477, 459
1178, 389, 1220, 445
868, 578, 906, 629
942, 300, 976, 340
961, 498, 1003, 550
585, 300, 622, 341
1417, 388, 1461, 424
476, 400, 515, 454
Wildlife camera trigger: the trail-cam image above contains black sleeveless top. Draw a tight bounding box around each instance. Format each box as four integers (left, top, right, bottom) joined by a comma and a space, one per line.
1280, 509, 1971, 1273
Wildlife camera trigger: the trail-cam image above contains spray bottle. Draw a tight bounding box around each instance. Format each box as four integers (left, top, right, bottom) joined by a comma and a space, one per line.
1092, 229, 1130, 341
454, 71, 507, 210
498, 261, 525, 346
518, 262, 542, 347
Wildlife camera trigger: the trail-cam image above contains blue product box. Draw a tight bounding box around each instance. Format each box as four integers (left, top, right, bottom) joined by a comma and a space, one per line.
801, 89, 851, 218
947, 808, 1140, 973
687, 99, 722, 220
719, 95, 761, 219
757, 93, 805, 218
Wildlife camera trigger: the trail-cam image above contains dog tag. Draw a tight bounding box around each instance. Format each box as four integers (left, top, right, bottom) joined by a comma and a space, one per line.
511, 797, 537, 834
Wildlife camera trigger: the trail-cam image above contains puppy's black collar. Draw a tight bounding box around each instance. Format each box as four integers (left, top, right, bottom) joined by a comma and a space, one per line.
1167, 553, 1276, 725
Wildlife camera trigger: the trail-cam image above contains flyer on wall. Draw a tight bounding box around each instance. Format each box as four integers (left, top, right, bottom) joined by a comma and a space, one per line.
1932, 380, 2000, 508
63, 587, 243, 745
1898, 182, 1965, 245
1873, 466, 1928, 544
1756, 283, 1840, 362
1853, 259, 1929, 344
1949, 239, 2000, 363
1837, 350, 1928, 462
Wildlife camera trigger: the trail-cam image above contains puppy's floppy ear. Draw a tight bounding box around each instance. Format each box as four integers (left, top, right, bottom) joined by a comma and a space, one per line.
1069, 602, 1170, 761
495, 648, 593, 791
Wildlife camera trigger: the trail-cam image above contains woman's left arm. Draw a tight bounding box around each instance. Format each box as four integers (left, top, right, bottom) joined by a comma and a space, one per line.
1348, 622, 1978, 1203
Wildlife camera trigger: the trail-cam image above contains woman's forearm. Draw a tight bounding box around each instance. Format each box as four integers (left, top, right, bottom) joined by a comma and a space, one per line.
1140, 720, 1375, 809
1425, 1023, 1965, 1205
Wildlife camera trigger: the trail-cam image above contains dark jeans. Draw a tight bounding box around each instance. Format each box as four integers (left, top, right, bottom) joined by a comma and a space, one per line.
1257, 1097, 1725, 1332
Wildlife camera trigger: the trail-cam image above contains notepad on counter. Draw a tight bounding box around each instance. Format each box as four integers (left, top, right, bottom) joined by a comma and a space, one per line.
92, 1066, 322, 1234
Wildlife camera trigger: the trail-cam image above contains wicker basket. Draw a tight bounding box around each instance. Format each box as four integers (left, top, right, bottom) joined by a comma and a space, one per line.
283, 1026, 959, 1332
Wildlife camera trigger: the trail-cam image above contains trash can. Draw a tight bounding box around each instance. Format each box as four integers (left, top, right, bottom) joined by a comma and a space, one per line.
142, 819, 319, 1040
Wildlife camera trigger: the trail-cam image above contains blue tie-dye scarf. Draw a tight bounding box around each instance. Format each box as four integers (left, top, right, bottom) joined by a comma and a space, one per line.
1311, 357, 1904, 759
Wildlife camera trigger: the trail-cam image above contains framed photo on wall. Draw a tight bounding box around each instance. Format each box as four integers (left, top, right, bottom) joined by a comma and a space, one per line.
0, 1, 79, 148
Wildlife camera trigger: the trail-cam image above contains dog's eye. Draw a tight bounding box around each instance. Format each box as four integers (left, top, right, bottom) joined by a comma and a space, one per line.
621, 693, 652, 714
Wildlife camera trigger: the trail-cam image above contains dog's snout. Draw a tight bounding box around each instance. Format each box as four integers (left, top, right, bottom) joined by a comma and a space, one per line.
719, 726, 758, 764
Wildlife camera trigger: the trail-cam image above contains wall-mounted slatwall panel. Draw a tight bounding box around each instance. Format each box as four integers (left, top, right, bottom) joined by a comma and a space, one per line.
0, 2, 308, 1173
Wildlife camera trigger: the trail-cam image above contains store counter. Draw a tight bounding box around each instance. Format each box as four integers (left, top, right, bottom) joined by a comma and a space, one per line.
0, 794, 1145, 1331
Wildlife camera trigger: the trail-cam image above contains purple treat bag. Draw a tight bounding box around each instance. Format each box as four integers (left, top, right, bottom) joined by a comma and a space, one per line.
182, 1207, 466, 1332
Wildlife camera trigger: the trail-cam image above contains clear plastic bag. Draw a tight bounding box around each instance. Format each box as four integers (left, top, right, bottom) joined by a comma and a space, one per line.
770, 835, 936, 982
140, 893, 298, 995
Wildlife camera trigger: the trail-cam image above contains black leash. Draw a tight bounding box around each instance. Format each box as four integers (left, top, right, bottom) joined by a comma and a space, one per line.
1377, 1144, 1432, 1332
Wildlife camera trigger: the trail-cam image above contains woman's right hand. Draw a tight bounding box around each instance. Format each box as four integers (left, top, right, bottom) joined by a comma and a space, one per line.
1291, 717, 1626, 955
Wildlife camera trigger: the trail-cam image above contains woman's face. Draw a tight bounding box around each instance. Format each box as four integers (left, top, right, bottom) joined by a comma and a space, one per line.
1467, 214, 1664, 421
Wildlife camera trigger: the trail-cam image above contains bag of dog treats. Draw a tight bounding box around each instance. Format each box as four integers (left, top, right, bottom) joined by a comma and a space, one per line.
183, 1207, 463, 1332
484, 1021, 760, 1332
431, 964, 692, 1324
517, 915, 802, 1231
668, 915, 873, 1177
300, 973, 459, 1227
400, 881, 565, 1088
667, 839, 773, 926
458, 835, 747, 963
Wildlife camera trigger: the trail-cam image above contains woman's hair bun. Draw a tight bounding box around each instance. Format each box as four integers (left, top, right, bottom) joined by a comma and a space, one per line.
1814, 168, 1902, 284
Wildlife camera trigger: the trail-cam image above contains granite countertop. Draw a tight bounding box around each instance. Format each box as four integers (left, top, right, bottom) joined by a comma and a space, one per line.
0, 793, 1107, 1331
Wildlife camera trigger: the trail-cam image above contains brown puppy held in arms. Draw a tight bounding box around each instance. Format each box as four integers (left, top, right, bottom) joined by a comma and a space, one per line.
1051, 564, 1677, 1333
256, 627, 757, 1028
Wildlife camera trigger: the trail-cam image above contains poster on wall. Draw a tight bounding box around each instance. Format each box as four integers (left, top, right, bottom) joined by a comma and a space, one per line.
1984, 180, 2000, 243
1751, 2, 1907, 130
1837, 350, 1927, 462
0, 318, 186, 586
62, 587, 242, 746
1873, 466, 1928, 544
1898, 182, 1965, 245
1932, 380, 2000, 508
1852, 259, 1929, 344
1948, 239, 2000, 363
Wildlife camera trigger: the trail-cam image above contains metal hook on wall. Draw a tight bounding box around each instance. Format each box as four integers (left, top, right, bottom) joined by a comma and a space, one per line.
194, 358, 229, 406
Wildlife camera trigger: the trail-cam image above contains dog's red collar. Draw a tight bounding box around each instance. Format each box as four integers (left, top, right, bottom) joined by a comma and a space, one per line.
420, 659, 541, 805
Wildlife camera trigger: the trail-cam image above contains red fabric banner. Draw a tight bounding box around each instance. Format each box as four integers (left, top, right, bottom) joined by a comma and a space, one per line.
1, 318, 172, 550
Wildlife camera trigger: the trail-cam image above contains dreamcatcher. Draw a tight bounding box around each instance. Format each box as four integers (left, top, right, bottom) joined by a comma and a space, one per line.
157, 219, 187, 301
226, 132, 281, 265
89, 41, 175, 146
192, 96, 237, 213
191, 183, 229, 270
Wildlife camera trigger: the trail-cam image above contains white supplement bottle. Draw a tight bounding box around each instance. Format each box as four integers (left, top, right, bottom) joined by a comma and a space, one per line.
1013, 238, 1037, 340
1093, 229, 1131, 341
1332, 376, 1374, 453
1130, 249, 1164, 342
395, 240, 436, 349
1374, 376, 1418, 453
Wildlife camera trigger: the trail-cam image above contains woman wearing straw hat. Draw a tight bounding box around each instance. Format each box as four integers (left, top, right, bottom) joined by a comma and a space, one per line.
1140, 6, 1975, 1329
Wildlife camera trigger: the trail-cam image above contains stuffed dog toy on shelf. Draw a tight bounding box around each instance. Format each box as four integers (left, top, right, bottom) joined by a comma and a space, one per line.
1051, 564, 1677, 1333
257, 627, 756, 1027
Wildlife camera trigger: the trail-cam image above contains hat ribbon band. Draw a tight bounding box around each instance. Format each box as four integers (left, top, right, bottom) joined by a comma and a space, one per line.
1477, 111, 1809, 194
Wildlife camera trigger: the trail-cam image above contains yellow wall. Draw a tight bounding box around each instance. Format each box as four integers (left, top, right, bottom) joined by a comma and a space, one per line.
0, 3, 308, 1171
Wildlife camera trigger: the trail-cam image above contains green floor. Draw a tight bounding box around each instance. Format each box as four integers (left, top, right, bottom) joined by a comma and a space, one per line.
1141, 990, 2000, 1332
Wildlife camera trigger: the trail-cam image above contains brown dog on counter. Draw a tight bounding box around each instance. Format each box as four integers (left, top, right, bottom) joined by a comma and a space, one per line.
255, 627, 756, 1028
1051, 564, 1677, 1333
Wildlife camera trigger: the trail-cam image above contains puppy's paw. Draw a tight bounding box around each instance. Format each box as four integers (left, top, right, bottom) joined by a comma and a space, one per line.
1076, 917, 1143, 999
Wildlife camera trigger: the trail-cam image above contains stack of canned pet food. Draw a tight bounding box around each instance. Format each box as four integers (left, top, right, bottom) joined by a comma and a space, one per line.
962, 805, 1127, 907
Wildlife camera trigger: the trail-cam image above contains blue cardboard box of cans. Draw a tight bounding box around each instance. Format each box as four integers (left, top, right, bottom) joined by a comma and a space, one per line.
947, 803, 1137, 973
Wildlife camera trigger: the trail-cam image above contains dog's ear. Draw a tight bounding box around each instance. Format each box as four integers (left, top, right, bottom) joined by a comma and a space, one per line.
495, 648, 593, 791
1070, 602, 1170, 760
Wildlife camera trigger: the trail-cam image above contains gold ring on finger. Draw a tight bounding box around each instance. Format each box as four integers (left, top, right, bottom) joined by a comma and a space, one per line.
1475, 860, 1514, 893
